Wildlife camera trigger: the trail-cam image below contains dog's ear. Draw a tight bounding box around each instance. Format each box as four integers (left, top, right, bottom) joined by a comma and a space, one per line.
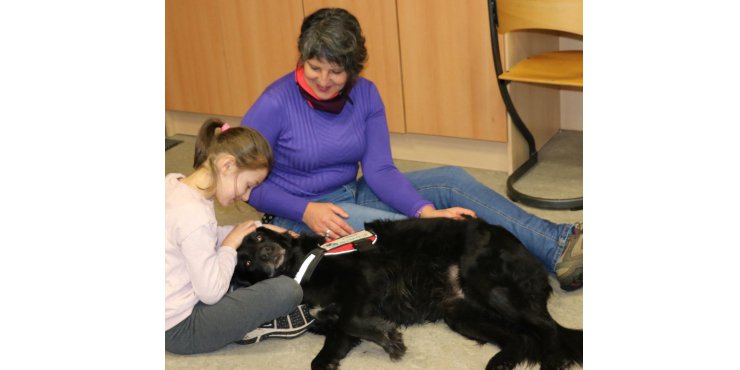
279, 230, 294, 241
237, 229, 259, 251
253, 226, 291, 241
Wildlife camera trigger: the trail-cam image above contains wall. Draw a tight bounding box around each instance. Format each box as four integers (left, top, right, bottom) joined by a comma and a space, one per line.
560, 36, 583, 131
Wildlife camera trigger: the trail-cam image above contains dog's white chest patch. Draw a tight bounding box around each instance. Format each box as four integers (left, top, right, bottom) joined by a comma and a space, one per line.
448, 264, 464, 298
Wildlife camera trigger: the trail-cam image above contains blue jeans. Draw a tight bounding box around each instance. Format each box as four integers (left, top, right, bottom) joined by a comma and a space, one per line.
269, 166, 574, 272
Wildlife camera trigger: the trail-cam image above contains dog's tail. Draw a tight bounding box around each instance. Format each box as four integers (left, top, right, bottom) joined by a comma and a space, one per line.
557, 324, 583, 365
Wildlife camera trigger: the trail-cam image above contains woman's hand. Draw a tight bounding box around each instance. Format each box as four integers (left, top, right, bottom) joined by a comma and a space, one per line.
222, 220, 260, 250
418, 205, 476, 220
303, 202, 355, 239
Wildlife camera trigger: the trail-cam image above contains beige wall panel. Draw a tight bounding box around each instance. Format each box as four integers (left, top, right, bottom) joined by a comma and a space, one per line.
397, 0, 507, 142
166, 110, 242, 137
505, 31, 562, 171
559, 36, 583, 131
302, 1, 406, 133
560, 87, 582, 131
390, 133, 510, 171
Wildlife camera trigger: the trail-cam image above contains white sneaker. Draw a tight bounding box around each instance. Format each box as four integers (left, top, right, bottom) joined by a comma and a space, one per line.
236, 304, 315, 345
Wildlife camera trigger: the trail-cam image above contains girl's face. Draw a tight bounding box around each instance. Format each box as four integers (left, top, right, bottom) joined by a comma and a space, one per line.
302, 58, 348, 100
216, 166, 268, 207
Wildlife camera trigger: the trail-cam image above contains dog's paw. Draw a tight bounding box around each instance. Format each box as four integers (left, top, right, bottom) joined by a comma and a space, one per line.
486, 361, 516, 370
311, 358, 339, 370
383, 330, 407, 361
485, 353, 517, 370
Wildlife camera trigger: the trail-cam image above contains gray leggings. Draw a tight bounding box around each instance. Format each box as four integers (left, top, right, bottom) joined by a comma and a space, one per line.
165, 276, 302, 354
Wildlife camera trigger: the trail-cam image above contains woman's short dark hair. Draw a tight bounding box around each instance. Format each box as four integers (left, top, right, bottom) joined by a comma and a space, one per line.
298, 8, 367, 83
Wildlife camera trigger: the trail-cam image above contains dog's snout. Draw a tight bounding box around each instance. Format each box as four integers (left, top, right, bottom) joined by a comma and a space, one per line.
259, 245, 274, 261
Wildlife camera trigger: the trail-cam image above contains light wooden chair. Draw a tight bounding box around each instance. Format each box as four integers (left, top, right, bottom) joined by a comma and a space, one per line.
487, 0, 583, 210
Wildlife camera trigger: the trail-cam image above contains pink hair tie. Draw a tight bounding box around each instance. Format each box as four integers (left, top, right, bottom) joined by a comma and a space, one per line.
221, 123, 231, 132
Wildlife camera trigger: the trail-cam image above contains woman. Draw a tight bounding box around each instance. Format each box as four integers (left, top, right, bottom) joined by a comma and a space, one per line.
240, 8, 582, 291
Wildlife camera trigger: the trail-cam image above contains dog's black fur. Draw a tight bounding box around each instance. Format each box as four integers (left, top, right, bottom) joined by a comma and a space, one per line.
232, 217, 582, 370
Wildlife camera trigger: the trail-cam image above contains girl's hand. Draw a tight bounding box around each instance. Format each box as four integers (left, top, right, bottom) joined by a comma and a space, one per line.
418, 205, 476, 220
222, 220, 260, 249
303, 202, 355, 239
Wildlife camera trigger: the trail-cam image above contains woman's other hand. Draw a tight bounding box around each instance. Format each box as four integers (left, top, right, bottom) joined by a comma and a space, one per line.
418, 205, 476, 220
303, 202, 355, 238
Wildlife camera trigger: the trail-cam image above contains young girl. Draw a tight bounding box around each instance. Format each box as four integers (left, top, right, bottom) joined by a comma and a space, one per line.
165, 118, 313, 355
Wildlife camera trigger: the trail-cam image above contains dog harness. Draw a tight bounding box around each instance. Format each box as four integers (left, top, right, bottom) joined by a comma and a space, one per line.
294, 230, 378, 284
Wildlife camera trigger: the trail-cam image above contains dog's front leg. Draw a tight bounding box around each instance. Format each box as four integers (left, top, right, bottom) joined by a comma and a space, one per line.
311, 328, 360, 370
341, 315, 406, 360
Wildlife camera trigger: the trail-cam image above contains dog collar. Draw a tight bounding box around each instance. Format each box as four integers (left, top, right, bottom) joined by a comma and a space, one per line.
294, 230, 378, 284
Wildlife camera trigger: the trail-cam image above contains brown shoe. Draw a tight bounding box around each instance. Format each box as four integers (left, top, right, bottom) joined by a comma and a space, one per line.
555, 223, 583, 291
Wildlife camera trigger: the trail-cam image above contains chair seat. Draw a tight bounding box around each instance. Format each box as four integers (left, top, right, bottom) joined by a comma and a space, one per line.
499, 50, 582, 87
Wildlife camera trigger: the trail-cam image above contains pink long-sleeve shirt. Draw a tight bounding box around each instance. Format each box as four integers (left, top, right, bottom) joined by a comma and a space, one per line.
165, 173, 237, 330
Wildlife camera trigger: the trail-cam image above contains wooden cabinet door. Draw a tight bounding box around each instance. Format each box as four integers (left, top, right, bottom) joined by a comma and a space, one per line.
166, 0, 302, 117
397, 0, 507, 142
220, 0, 303, 117
166, 0, 233, 115
302, 0, 406, 133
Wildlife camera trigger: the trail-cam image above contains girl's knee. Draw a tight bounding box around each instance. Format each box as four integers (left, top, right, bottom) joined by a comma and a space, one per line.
274, 275, 303, 305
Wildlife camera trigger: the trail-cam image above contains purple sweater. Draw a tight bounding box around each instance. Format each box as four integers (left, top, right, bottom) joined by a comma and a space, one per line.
241, 72, 431, 222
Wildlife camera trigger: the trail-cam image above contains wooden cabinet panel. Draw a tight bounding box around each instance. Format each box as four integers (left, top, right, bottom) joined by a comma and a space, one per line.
166, 0, 506, 141
166, 0, 302, 117
166, 0, 233, 115
397, 0, 507, 142
220, 0, 303, 116
303, 0, 406, 133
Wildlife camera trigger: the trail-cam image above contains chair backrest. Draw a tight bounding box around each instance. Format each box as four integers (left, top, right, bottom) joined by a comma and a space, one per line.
497, 0, 582, 36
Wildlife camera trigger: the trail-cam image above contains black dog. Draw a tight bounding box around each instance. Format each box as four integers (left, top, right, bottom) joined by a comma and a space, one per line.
232, 217, 582, 370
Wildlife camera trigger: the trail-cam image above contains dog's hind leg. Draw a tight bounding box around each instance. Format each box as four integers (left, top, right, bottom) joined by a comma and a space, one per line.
341, 315, 406, 360
442, 298, 529, 370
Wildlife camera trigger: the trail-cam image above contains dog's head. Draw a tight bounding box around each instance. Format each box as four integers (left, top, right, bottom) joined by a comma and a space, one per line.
231, 227, 294, 288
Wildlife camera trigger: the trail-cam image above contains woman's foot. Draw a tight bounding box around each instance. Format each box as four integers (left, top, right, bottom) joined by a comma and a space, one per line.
555, 223, 583, 291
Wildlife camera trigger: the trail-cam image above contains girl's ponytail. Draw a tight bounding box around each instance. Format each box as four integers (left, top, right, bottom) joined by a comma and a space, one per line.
193, 118, 228, 169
